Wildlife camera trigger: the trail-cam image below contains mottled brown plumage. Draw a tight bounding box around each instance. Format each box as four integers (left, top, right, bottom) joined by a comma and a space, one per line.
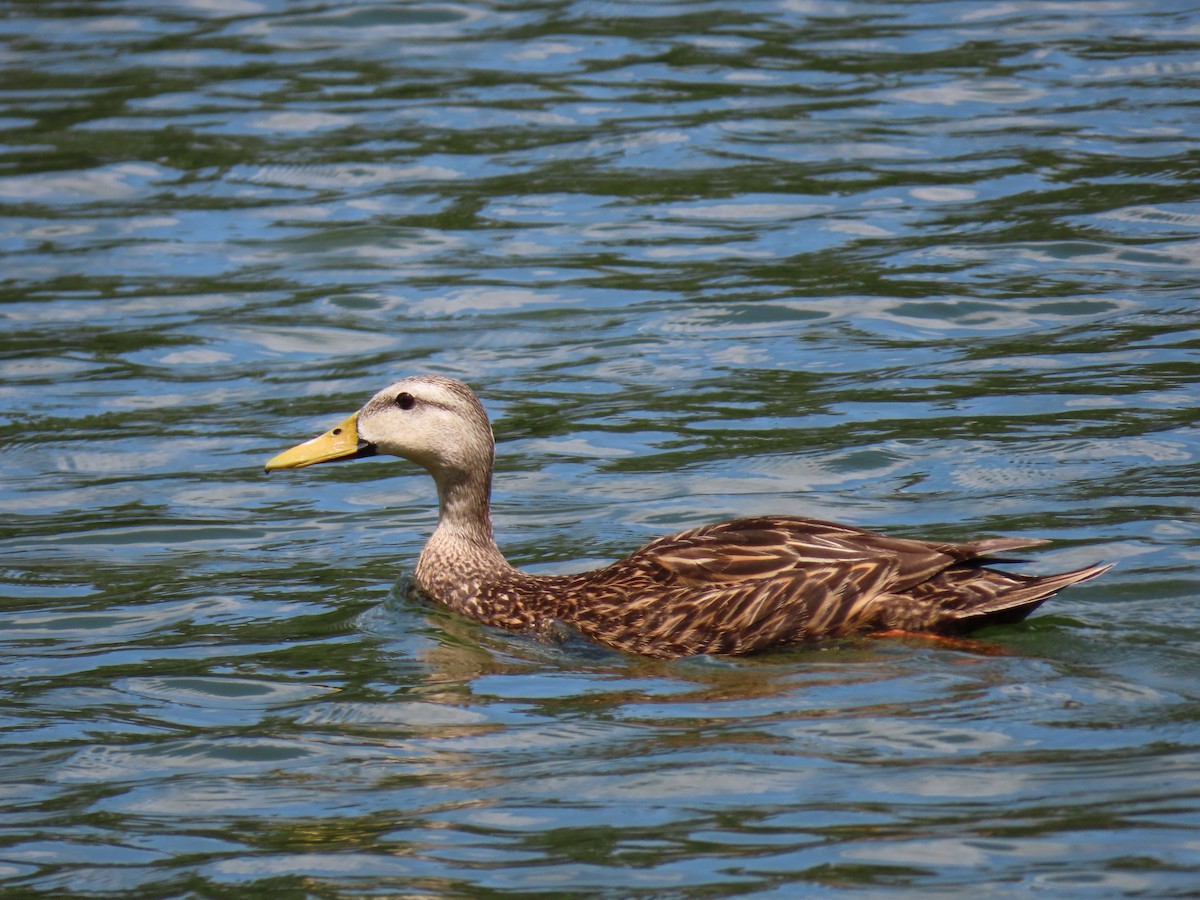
266, 375, 1111, 659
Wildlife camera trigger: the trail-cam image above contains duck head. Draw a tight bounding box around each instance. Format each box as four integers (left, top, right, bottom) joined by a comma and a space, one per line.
264, 375, 495, 486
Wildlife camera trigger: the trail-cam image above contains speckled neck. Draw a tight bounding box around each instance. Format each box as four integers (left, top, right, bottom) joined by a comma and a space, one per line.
414, 455, 515, 608
434, 464, 499, 550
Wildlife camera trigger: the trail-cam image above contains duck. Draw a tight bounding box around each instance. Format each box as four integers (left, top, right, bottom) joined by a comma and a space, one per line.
265, 375, 1111, 659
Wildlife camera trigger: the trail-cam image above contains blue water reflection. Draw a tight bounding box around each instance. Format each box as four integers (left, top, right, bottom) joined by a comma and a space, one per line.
0, 0, 1197, 895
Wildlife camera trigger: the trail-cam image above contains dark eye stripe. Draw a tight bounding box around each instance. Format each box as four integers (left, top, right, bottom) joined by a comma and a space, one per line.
395, 392, 416, 410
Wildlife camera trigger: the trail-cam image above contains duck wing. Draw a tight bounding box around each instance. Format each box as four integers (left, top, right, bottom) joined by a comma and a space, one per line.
574, 516, 1087, 658
575, 551, 903, 657
632, 515, 1045, 591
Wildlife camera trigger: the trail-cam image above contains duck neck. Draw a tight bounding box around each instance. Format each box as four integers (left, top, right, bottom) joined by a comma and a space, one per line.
436, 466, 499, 549
415, 463, 514, 602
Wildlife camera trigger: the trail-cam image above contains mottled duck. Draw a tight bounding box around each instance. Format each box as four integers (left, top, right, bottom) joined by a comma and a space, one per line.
265, 375, 1109, 658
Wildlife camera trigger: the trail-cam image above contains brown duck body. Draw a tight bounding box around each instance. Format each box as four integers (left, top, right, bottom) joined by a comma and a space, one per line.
267, 376, 1110, 659
415, 514, 1106, 658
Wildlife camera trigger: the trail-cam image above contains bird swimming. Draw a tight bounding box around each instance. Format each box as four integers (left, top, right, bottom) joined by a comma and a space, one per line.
265, 375, 1110, 659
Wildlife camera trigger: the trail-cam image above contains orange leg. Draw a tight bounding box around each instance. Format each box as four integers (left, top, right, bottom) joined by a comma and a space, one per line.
868, 629, 1013, 655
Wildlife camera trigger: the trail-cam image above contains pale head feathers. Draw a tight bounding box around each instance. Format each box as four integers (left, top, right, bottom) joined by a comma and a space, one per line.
356, 375, 495, 497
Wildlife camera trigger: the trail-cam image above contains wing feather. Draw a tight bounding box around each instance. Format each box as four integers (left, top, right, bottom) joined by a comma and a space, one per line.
574, 552, 904, 657
520, 515, 1095, 658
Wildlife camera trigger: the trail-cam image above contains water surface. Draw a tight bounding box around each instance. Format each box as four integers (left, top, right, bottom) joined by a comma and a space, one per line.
1, 0, 1199, 895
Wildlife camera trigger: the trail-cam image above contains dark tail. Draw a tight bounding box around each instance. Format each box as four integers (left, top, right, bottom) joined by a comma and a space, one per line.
944, 562, 1113, 631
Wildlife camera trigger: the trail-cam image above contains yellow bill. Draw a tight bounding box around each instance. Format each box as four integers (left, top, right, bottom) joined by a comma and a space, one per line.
264, 412, 375, 472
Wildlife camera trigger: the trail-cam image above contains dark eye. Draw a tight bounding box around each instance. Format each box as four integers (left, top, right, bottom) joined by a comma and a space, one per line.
395, 392, 415, 410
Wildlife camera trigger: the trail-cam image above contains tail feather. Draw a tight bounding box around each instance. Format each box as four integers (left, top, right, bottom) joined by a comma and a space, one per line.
944, 562, 1113, 630
934, 536, 1052, 567
963, 536, 1052, 556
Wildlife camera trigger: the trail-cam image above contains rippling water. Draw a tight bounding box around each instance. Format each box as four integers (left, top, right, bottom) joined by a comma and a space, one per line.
2, 0, 1199, 895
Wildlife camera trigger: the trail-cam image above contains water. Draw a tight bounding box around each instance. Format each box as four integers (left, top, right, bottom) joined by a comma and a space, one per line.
2, 0, 1199, 895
